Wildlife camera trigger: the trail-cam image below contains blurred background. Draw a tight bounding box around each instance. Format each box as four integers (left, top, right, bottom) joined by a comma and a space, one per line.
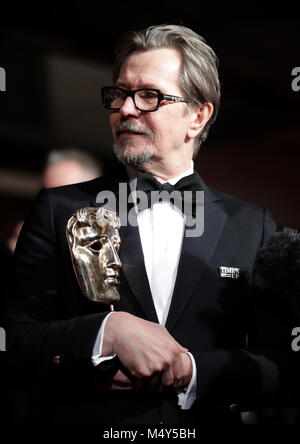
0, 0, 299, 243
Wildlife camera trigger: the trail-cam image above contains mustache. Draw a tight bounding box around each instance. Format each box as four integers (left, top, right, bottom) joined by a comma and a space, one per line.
115, 121, 154, 141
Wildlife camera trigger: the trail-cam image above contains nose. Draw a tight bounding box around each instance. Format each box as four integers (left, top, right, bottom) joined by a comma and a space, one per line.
119, 95, 140, 118
106, 238, 121, 269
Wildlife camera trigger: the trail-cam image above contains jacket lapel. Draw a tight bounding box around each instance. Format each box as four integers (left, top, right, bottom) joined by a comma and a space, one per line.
165, 184, 228, 332
119, 222, 159, 323
90, 168, 158, 323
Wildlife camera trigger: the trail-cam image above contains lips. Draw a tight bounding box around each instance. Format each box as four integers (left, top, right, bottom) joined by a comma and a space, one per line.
105, 277, 120, 286
115, 121, 153, 140
116, 129, 146, 137
105, 268, 119, 279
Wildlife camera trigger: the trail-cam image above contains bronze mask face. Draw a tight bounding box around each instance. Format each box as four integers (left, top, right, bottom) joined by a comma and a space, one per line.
66, 207, 121, 304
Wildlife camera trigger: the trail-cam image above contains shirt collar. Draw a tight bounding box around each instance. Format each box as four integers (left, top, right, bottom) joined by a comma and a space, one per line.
128, 161, 194, 192
156, 161, 194, 185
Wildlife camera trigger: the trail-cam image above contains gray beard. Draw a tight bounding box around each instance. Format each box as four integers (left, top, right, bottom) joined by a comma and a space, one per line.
113, 140, 153, 167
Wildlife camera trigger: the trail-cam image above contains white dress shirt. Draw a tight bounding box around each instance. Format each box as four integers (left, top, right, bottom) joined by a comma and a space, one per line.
92, 161, 197, 410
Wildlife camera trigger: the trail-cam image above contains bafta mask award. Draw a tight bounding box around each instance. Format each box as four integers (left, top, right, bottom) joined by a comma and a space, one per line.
66, 207, 121, 310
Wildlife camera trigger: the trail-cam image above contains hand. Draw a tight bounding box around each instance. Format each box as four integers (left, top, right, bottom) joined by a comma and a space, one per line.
94, 368, 134, 391
102, 312, 188, 382
163, 352, 193, 392
132, 353, 193, 393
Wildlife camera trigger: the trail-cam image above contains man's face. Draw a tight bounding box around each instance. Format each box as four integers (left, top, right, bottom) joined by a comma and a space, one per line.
42, 160, 98, 188
110, 48, 196, 168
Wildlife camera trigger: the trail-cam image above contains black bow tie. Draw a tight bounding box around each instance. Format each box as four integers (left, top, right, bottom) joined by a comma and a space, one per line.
135, 170, 203, 216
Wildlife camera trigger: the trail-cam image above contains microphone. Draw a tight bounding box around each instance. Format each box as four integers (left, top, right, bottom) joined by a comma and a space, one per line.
253, 227, 300, 303
251, 228, 300, 410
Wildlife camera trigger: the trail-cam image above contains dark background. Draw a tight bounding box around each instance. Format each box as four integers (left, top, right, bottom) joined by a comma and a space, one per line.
0, 0, 299, 239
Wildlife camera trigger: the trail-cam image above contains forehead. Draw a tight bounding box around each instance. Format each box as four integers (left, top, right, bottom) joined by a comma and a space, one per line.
76, 221, 117, 234
100, 225, 120, 238
75, 225, 120, 243
117, 47, 183, 91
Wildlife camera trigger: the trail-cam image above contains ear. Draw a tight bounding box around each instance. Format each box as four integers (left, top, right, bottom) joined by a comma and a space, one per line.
187, 103, 214, 139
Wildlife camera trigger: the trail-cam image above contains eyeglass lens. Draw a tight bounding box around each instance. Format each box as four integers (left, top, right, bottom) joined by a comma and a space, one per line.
104, 88, 159, 111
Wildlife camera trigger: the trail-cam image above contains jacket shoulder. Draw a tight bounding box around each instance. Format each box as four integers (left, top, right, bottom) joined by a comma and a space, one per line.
207, 185, 266, 216
45, 175, 111, 200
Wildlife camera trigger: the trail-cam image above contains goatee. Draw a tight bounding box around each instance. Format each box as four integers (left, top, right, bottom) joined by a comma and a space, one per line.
113, 120, 154, 167
113, 141, 153, 167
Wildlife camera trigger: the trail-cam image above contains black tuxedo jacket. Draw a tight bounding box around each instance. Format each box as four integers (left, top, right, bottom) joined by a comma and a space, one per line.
2, 166, 297, 424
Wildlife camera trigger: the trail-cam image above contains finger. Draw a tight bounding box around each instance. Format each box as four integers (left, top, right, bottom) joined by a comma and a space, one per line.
160, 365, 173, 391
172, 353, 184, 388
111, 383, 133, 391
133, 377, 145, 391
139, 372, 161, 393
164, 329, 188, 354
113, 370, 132, 386
171, 339, 188, 354
173, 353, 192, 389
148, 372, 161, 391
173, 377, 185, 389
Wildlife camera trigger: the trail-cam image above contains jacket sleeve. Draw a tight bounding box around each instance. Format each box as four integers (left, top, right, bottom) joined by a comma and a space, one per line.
192, 208, 300, 411
1, 189, 110, 385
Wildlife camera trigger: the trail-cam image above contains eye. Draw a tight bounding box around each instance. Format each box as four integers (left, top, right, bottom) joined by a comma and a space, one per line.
89, 241, 102, 252
83, 238, 105, 252
139, 90, 157, 100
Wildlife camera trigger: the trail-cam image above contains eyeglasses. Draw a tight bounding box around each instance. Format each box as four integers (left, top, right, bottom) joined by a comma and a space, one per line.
101, 86, 190, 112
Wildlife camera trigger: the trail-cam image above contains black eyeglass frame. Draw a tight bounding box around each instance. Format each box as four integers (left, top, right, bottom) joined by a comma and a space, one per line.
101, 86, 190, 112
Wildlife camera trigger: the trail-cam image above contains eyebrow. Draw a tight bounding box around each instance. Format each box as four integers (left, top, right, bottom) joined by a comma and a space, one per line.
115, 80, 161, 90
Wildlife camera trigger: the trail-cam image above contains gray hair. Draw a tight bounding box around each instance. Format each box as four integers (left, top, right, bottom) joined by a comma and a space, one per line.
113, 24, 221, 155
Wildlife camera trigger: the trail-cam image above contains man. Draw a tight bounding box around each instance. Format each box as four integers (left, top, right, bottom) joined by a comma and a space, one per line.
2, 24, 294, 424
42, 147, 102, 188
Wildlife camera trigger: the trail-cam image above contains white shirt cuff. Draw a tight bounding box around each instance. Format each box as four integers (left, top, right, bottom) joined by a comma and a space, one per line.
91, 311, 117, 366
177, 352, 197, 410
